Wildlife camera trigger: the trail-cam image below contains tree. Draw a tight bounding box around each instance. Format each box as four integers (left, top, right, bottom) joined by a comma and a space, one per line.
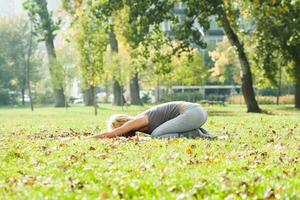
114, 7, 143, 105
62, 0, 109, 111
171, 51, 209, 86
0, 17, 41, 106
244, 0, 300, 109
23, 0, 66, 107
209, 37, 240, 85
108, 27, 126, 106
93, 0, 261, 112
76, 7, 108, 115
93, 3, 156, 106
25, 22, 34, 111
56, 38, 78, 109
64, 0, 129, 106
212, 1, 261, 112
0, 19, 22, 105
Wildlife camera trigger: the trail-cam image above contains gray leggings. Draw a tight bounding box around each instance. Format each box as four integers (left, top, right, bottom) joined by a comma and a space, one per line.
151, 103, 208, 138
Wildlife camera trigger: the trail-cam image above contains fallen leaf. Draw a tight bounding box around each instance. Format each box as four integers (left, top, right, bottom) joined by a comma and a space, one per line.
264, 188, 275, 200
185, 145, 193, 156
99, 192, 109, 199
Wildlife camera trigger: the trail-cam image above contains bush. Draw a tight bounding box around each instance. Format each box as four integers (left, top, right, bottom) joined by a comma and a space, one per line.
257, 96, 275, 104
0, 90, 10, 105
259, 86, 294, 96
228, 95, 294, 104
141, 92, 151, 104
206, 94, 226, 102
160, 92, 204, 103
279, 95, 295, 104
0, 89, 18, 105
34, 92, 54, 105
258, 87, 278, 96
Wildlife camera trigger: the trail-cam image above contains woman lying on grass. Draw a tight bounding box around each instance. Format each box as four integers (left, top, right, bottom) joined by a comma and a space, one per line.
91, 101, 217, 139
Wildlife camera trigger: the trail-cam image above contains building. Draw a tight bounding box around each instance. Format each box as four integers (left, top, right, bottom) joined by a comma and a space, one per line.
161, 4, 225, 49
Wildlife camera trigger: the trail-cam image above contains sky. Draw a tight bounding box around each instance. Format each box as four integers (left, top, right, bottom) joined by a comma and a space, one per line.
0, 0, 60, 18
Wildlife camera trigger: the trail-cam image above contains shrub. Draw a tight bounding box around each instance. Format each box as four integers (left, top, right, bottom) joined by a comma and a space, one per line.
206, 94, 226, 102
34, 92, 54, 105
160, 92, 204, 102
278, 95, 295, 104
259, 86, 294, 96
0, 89, 18, 105
228, 95, 294, 104
0, 90, 10, 105
257, 96, 275, 104
141, 92, 151, 104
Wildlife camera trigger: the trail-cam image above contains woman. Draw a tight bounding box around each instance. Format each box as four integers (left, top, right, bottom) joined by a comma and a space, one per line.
92, 101, 216, 139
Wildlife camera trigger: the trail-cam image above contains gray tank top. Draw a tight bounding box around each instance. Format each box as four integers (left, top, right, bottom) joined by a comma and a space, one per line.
145, 101, 181, 134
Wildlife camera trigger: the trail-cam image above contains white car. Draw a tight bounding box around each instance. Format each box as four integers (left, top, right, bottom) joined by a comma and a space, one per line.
73, 98, 84, 104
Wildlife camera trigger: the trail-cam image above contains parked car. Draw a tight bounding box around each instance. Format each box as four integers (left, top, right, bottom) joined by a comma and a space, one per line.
70, 95, 83, 104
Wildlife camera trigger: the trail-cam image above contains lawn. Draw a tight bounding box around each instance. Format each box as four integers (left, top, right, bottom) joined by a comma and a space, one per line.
0, 104, 299, 199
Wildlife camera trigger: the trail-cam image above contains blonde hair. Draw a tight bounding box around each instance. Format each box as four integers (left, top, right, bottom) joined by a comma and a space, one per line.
107, 114, 133, 131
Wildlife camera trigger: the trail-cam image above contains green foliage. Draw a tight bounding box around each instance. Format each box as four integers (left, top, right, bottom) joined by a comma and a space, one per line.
245, 0, 300, 85
209, 37, 240, 85
91, 0, 213, 79
143, 30, 175, 76
23, 0, 68, 108
259, 86, 293, 96
141, 92, 151, 104
23, 0, 60, 42
93, 0, 177, 47
76, 11, 108, 88
0, 105, 299, 198
0, 90, 14, 105
33, 92, 54, 105
0, 17, 42, 105
171, 51, 209, 86
63, 0, 109, 91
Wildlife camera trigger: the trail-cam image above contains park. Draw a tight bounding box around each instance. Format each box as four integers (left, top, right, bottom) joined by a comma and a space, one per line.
0, 0, 299, 199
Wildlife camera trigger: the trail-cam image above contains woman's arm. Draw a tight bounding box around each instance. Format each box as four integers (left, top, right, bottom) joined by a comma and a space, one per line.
92, 115, 148, 139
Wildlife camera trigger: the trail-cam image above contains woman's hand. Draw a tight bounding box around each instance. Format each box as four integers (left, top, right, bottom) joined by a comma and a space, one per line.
88, 132, 112, 139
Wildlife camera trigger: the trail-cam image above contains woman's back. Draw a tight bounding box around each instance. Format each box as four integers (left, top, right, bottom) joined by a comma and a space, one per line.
145, 101, 182, 133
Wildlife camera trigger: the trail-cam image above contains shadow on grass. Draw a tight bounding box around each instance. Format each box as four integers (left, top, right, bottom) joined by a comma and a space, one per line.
260, 105, 300, 115
207, 107, 287, 116
207, 110, 242, 117
275, 105, 299, 112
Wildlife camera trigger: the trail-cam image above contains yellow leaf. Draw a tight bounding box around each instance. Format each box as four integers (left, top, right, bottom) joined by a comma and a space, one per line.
185, 145, 193, 156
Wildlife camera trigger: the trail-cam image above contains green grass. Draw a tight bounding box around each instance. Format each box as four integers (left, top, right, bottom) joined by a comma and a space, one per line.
0, 104, 299, 199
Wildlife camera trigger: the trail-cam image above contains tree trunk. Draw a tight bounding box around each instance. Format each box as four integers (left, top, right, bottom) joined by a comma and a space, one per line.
21, 87, 25, 105
105, 81, 109, 103
288, 48, 300, 109
130, 73, 142, 105
35, 0, 66, 107
25, 23, 34, 111
218, 9, 261, 113
53, 88, 65, 107
276, 65, 282, 105
295, 81, 300, 109
109, 27, 125, 106
294, 61, 300, 109
155, 77, 160, 103
93, 85, 98, 116
113, 78, 125, 106
109, 26, 118, 52
83, 86, 94, 106
45, 39, 66, 107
